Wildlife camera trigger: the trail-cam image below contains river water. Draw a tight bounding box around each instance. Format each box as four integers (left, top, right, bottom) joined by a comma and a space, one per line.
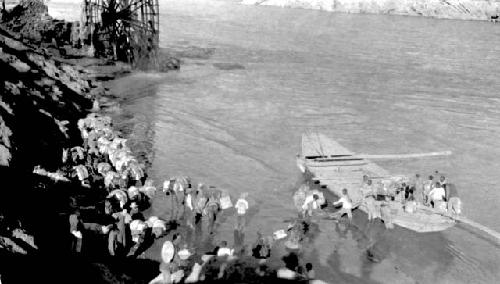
49, 0, 500, 283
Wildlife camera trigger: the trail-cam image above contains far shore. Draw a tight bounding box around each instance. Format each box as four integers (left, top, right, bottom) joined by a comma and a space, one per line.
242, 0, 500, 22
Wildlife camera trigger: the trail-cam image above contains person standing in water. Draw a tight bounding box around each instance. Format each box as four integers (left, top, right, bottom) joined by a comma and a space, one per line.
361, 179, 377, 222
234, 192, 249, 231
332, 188, 353, 221
205, 189, 221, 234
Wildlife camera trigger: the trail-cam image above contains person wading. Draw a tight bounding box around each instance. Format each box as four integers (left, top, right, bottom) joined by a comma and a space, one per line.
361, 179, 377, 222
332, 188, 353, 222
204, 189, 221, 235
234, 192, 249, 231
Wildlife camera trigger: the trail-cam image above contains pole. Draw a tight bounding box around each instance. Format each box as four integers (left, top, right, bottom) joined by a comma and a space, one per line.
355, 151, 453, 160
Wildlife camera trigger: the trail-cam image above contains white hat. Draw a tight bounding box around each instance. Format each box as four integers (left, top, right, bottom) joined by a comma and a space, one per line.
178, 249, 192, 260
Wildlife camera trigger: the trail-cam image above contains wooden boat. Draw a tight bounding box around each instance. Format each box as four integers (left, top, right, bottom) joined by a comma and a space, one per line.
298, 132, 456, 233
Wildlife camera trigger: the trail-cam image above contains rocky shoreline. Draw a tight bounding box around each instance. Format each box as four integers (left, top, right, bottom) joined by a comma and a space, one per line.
0, 2, 162, 282
242, 0, 500, 21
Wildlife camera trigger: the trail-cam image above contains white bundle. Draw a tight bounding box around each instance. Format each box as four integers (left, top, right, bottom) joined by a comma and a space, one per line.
73, 165, 89, 181
128, 162, 144, 181
97, 162, 112, 175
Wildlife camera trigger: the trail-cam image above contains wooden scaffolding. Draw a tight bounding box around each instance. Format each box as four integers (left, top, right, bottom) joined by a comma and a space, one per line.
82, 0, 159, 61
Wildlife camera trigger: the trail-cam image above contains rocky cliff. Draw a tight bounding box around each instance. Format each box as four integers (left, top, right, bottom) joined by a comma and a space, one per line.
242, 0, 500, 21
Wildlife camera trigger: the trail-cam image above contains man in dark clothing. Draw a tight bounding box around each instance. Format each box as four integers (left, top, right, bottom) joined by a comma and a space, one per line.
445, 183, 462, 215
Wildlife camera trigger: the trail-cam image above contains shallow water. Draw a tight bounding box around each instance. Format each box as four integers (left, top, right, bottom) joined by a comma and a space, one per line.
48, 0, 500, 282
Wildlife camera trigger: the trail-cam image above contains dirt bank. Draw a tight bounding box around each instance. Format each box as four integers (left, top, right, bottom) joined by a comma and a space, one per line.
242, 0, 500, 21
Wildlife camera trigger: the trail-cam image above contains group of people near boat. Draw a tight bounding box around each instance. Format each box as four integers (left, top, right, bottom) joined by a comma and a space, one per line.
357, 172, 462, 223
292, 169, 463, 228
39, 113, 325, 283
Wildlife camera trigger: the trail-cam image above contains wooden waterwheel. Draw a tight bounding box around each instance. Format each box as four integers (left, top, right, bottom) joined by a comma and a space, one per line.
82, 0, 159, 62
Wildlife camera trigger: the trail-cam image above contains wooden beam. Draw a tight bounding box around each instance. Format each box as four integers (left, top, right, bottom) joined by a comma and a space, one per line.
355, 151, 452, 160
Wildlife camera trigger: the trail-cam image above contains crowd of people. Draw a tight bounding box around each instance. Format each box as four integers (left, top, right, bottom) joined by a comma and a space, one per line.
33, 113, 324, 283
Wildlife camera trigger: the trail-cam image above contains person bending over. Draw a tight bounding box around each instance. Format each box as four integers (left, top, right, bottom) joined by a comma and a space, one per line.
332, 188, 353, 221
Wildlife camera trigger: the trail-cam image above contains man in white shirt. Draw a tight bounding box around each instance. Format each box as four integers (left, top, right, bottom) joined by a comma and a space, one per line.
428, 182, 445, 208
332, 188, 353, 221
302, 194, 320, 217
217, 241, 234, 257
234, 192, 249, 231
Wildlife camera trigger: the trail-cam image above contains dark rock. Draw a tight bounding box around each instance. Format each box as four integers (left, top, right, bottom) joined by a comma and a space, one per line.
158, 54, 181, 72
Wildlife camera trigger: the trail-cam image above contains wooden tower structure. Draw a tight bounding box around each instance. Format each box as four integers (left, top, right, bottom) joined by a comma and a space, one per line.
81, 0, 159, 62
